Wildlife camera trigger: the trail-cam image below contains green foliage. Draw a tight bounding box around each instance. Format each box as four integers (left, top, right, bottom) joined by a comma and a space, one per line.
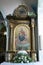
11, 53, 32, 63
28, 12, 36, 17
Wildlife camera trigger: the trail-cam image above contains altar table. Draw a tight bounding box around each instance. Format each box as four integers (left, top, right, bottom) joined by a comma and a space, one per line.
1, 62, 43, 65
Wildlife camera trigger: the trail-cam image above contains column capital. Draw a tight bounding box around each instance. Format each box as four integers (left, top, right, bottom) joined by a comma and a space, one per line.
31, 18, 35, 28
9, 22, 14, 28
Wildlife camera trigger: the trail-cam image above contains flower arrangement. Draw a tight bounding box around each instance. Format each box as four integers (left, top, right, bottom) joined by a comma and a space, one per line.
11, 50, 32, 63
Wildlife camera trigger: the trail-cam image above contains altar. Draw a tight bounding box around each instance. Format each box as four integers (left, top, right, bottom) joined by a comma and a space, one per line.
5, 5, 39, 62
0, 4, 39, 63
1, 62, 43, 65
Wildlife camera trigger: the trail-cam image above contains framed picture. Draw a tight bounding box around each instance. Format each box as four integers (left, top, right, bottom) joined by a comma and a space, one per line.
13, 24, 31, 50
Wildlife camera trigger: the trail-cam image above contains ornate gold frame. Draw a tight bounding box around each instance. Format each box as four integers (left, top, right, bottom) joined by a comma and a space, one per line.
9, 20, 31, 52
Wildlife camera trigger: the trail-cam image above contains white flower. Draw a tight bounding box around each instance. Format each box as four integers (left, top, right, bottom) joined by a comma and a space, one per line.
27, 61, 29, 63
21, 61, 23, 63
19, 57, 21, 59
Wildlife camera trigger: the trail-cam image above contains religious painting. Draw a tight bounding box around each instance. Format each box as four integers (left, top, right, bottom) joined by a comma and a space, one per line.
13, 24, 31, 50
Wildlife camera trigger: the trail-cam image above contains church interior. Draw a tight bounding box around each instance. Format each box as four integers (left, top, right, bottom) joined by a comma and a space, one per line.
0, 0, 40, 64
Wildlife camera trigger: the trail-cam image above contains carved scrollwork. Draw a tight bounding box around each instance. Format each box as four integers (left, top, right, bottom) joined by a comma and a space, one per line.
13, 5, 28, 18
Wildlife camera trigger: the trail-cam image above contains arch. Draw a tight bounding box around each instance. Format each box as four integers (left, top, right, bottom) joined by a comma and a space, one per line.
0, 11, 10, 61
4, 18, 10, 51
4, 18, 10, 61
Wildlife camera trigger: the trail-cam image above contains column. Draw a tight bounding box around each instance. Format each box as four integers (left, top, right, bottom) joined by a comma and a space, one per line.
8, 23, 14, 61
31, 18, 35, 51
10, 26, 14, 51
31, 18, 36, 61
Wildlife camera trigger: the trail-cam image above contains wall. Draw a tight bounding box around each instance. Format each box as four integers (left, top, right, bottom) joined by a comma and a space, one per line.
38, 0, 43, 50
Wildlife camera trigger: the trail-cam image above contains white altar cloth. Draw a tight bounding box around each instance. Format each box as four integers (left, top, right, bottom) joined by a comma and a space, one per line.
1, 62, 43, 65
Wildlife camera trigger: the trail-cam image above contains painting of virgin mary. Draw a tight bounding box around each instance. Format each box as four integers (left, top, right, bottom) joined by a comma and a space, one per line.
14, 24, 30, 50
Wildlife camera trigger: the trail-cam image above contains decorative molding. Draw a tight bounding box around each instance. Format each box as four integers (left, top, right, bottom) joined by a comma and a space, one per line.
13, 5, 28, 18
